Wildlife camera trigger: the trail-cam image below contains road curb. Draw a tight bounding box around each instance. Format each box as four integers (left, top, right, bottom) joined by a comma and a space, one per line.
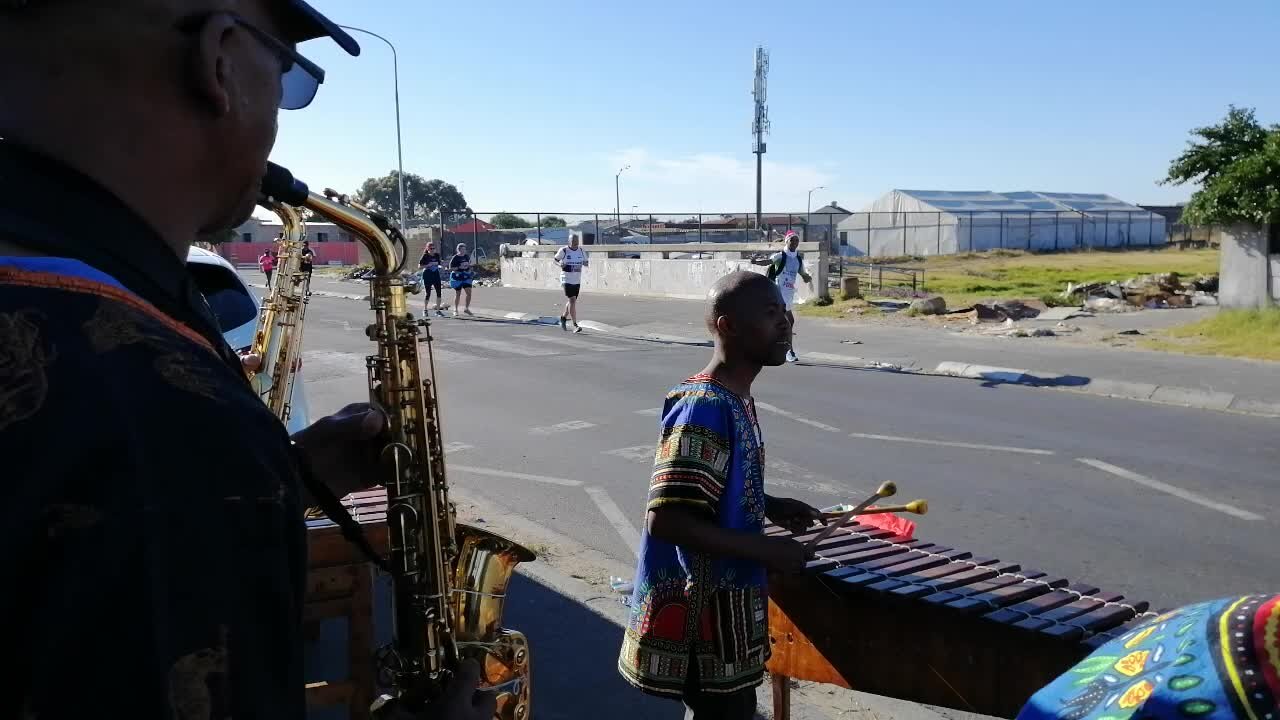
800, 352, 911, 372
931, 362, 1280, 419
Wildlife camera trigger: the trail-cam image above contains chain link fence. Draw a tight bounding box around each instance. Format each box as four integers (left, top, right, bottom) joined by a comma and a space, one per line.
412, 209, 1208, 259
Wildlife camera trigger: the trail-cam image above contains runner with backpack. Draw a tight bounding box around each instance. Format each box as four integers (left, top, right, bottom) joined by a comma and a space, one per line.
766, 230, 812, 362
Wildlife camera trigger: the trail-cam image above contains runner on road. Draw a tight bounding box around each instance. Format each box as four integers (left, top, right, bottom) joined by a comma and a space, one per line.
766, 231, 811, 362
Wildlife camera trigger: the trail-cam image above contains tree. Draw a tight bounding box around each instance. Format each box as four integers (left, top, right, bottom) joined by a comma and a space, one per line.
1161, 106, 1280, 226
353, 171, 468, 223
541, 216, 568, 228
490, 212, 532, 229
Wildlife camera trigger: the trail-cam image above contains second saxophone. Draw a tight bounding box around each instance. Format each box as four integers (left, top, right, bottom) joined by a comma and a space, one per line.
260, 162, 535, 720
245, 177, 311, 423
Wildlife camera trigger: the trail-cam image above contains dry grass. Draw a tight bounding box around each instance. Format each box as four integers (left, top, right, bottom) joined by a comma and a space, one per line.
806, 247, 1220, 317
1143, 308, 1280, 361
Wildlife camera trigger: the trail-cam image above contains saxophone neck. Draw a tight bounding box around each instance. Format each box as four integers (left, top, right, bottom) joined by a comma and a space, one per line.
272, 201, 304, 245
303, 190, 403, 277
259, 160, 404, 277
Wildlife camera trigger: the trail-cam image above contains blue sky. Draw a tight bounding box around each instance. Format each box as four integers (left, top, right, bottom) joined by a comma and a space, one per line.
263, 0, 1279, 218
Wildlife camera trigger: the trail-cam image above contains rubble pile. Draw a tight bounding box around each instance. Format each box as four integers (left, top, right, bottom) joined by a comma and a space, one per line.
941, 299, 1044, 324
1063, 272, 1219, 312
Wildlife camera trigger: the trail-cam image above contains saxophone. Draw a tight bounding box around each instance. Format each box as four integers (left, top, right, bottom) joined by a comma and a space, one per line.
245, 185, 311, 423
260, 162, 535, 720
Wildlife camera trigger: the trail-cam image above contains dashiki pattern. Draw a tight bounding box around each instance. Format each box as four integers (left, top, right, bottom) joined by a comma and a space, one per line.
1018, 593, 1280, 720
618, 374, 770, 697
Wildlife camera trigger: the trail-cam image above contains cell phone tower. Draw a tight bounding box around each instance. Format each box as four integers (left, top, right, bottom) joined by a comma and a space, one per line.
752, 45, 770, 232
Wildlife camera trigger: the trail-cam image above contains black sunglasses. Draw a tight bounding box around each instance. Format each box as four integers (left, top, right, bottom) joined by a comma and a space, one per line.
177, 12, 327, 110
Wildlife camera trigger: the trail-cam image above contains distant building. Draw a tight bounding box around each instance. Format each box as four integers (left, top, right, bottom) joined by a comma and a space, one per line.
837, 190, 1168, 257
222, 216, 360, 266
450, 218, 496, 234
1138, 204, 1185, 226
231, 216, 358, 244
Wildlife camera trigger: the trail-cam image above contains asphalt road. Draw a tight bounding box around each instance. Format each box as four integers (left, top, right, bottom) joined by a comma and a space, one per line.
291, 290, 1280, 614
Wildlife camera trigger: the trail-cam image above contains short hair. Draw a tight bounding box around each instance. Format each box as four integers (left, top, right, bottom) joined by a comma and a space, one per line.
704, 271, 775, 336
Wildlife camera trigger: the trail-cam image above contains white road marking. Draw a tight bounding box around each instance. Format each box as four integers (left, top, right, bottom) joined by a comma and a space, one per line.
317, 318, 354, 331
603, 445, 655, 462
767, 476, 846, 496
634, 408, 661, 416
302, 349, 468, 375
585, 486, 641, 558
443, 442, 473, 453
530, 420, 597, 435
450, 336, 560, 357
450, 464, 583, 487
767, 459, 848, 496
1076, 458, 1264, 521
847, 432, 1055, 456
754, 401, 842, 433
513, 333, 630, 352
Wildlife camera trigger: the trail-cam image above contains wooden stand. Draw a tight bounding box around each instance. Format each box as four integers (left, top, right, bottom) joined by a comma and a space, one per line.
303, 491, 389, 720
771, 672, 792, 720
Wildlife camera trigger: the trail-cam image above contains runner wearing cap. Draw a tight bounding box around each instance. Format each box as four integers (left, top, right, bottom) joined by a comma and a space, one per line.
766, 231, 812, 362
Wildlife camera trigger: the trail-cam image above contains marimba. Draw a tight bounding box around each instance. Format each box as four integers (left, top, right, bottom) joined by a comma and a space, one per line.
764, 518, 1158, 719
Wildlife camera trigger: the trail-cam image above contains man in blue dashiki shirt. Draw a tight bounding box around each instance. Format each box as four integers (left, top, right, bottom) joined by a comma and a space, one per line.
619, 271, 826, 719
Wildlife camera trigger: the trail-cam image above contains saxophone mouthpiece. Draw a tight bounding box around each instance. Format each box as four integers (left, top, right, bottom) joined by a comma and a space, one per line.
261, 161, 310, 207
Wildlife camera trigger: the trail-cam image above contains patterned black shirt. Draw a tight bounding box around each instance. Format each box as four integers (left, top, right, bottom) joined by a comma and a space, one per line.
0, 140, 308, 719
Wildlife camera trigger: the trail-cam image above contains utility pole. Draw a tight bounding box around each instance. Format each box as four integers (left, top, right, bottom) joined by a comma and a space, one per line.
752, 46, 770, 234
807, 185, 825, 233
616, 164, 629, 230
338, 25, 406, 231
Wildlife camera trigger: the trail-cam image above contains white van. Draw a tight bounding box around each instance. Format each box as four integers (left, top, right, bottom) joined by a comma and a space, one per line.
186, 246, 311, 435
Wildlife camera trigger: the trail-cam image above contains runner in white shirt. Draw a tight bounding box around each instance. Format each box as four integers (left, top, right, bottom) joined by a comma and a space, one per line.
554, 233, 589, 332
766, 231, 812, 362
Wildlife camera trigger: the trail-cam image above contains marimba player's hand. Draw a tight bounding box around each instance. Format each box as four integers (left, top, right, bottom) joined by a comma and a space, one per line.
756, 536, 812, 574
765, 496, 825, 534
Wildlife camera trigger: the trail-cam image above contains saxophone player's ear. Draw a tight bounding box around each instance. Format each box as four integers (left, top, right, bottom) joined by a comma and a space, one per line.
179, 12, 240, 118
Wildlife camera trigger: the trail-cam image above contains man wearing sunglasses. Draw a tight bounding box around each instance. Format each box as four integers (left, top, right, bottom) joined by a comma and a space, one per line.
0, 1, 490, 719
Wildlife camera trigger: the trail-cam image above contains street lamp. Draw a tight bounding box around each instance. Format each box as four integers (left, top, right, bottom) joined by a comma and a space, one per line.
616, 164, 630, 229
338, 24, 407, 233
806, 185, 826, 240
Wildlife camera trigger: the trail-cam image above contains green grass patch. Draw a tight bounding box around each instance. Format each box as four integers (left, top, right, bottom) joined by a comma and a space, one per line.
1143, 308, 1280, 361
833, 247, 1219, 310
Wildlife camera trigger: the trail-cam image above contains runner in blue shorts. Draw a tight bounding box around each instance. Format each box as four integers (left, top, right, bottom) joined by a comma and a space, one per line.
449, 242, 474, 316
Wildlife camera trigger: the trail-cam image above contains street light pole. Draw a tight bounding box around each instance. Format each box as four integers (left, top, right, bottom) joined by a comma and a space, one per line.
339, 25, 407, 233
615, 164, 629, 230
807, 185, 826, 236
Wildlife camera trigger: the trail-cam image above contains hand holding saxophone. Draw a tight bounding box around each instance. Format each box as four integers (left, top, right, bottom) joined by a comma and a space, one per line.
375, 660, 497, 720
290, 402, 389, 503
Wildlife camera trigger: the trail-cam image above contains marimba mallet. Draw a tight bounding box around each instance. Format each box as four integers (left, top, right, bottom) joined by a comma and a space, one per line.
805, 481, 897, 550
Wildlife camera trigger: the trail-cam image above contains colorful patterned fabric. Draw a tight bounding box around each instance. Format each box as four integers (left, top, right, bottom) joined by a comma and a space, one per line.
618, 374, 770, 698
1017, 594, 1280, 720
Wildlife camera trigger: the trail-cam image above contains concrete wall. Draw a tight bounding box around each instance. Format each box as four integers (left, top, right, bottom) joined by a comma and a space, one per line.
501, 252, 822, 303
1219, 225, 1275, 309
1272, 254, 1280, 302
